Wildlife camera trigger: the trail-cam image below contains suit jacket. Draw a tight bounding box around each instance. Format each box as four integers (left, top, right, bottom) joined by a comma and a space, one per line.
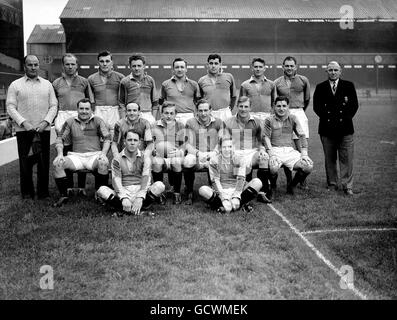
313, 79, 359, 137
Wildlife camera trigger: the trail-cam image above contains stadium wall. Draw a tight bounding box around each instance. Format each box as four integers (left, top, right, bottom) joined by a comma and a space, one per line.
58, 18, 397, 89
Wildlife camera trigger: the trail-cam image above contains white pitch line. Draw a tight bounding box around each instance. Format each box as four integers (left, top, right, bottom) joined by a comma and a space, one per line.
267, 204, 368, 300
302, 227, 397, 235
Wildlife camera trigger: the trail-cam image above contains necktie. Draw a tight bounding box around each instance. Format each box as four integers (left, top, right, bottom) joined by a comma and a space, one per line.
332, 81, 337, 94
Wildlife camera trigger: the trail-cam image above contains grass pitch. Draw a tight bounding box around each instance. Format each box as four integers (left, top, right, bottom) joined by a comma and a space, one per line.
0, 90, 396, 300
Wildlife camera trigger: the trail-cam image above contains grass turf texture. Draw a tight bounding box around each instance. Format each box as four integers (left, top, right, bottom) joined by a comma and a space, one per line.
0, 91, 396, 299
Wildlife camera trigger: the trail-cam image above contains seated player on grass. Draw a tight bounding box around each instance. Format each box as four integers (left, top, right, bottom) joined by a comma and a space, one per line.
263, 96, 313, 196
199, 136, 262, 214
111, 102, 153, 158
150, 101, 185, 204
183, 99, 224, 205
53, 98, 110, 207
224, 95, 272, 203
96, 129, 166, 216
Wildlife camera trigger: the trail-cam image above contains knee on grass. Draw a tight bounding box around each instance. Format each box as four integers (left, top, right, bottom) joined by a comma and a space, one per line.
199, 185, 213, 200
97, 186, 116, 201
246, 178, 262, 193
150, 181, 166, 197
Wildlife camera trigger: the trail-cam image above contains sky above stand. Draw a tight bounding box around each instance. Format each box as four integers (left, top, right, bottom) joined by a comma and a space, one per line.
23, 0, 68, 54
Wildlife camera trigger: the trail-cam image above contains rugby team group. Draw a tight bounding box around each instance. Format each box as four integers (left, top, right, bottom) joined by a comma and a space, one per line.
5, 51, 359, 215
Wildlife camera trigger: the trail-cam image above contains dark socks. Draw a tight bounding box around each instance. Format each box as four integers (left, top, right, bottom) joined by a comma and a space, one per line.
55, 177, 69, 197
170, 171, 182, 193
240, 186, 258, 206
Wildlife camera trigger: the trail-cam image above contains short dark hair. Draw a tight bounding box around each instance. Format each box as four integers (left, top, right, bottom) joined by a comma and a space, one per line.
76, 98, 93, 109
283, 56, 297, 65
161, 101, 176, 113
237, 95, 250, 105
124, 128, 142, 140
97, 51, 112, 60
195, 99, 211, 110
207, 54, 222, 63
126, 102, 141, 111
129, 53, 146, 65
62, 53, 78, 65
252, 57, 265, 66
172, 57, 187, 68
274, 96, 290, 105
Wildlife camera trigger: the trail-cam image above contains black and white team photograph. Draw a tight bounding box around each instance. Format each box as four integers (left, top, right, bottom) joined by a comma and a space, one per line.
0, 0, 396, 307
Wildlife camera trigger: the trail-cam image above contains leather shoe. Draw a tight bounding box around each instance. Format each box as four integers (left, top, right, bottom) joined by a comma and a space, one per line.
173, 193, 182, 204
257, 192, 272, 203
344, 189, 354, 196
53, 196, 69, 207
327, 184, 338, 191
242, 203, 254, 213
298, 180, 309, 190
157, 193, 167, 205
184, 192, 193, 205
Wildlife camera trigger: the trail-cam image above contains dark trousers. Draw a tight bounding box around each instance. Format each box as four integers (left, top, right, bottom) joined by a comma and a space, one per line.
320, 134, 354, 190
16, 131, 50, 198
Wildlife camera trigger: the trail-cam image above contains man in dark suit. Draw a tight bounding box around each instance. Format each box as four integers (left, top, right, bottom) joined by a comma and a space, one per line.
313, 61, 359, 196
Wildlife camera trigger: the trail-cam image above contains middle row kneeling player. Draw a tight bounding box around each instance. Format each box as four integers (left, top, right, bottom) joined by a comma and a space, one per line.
224, 95, 272, 203
263, 96, 313, 196
53, 98, 110, 207
183, 99, 224, 205
151, 101, 185, 204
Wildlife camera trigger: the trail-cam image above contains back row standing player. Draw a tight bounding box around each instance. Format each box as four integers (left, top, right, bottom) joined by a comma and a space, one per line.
198, 53, 237, 122
88, 51, 125, 137
52, 53, 95, 194
119, 54, 159, 125
160, 58, 200, 125
273, 56, 311, 188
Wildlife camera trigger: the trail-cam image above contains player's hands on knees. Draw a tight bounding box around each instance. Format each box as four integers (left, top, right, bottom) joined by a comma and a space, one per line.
122, 198, 133, 213
54, 155, 65, 166
269, 155, 278, 167
98, 152, 108, 162
231, 198, 240, 211
259, 149, 267, 159
131, 198, 143, 216
301, 155, 313, 166
222, 200, 233, 213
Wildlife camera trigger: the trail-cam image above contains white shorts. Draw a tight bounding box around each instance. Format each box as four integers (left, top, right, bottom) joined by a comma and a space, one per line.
211, 107, 232, 122
124, 185, 143, 202
140, 112, 156, 125
220, 187, 235, 200
175, 112, 194, 126
67, 151, 104, 171
271, 147, 301, 171
94, 105, 120, 129
184, 151, 216, 170
234, 149, 258, 169
55, 110, 77, 133
289, 108, 309, 139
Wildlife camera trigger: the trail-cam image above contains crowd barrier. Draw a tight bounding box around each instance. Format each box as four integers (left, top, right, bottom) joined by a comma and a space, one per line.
0, 127, 57, 166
